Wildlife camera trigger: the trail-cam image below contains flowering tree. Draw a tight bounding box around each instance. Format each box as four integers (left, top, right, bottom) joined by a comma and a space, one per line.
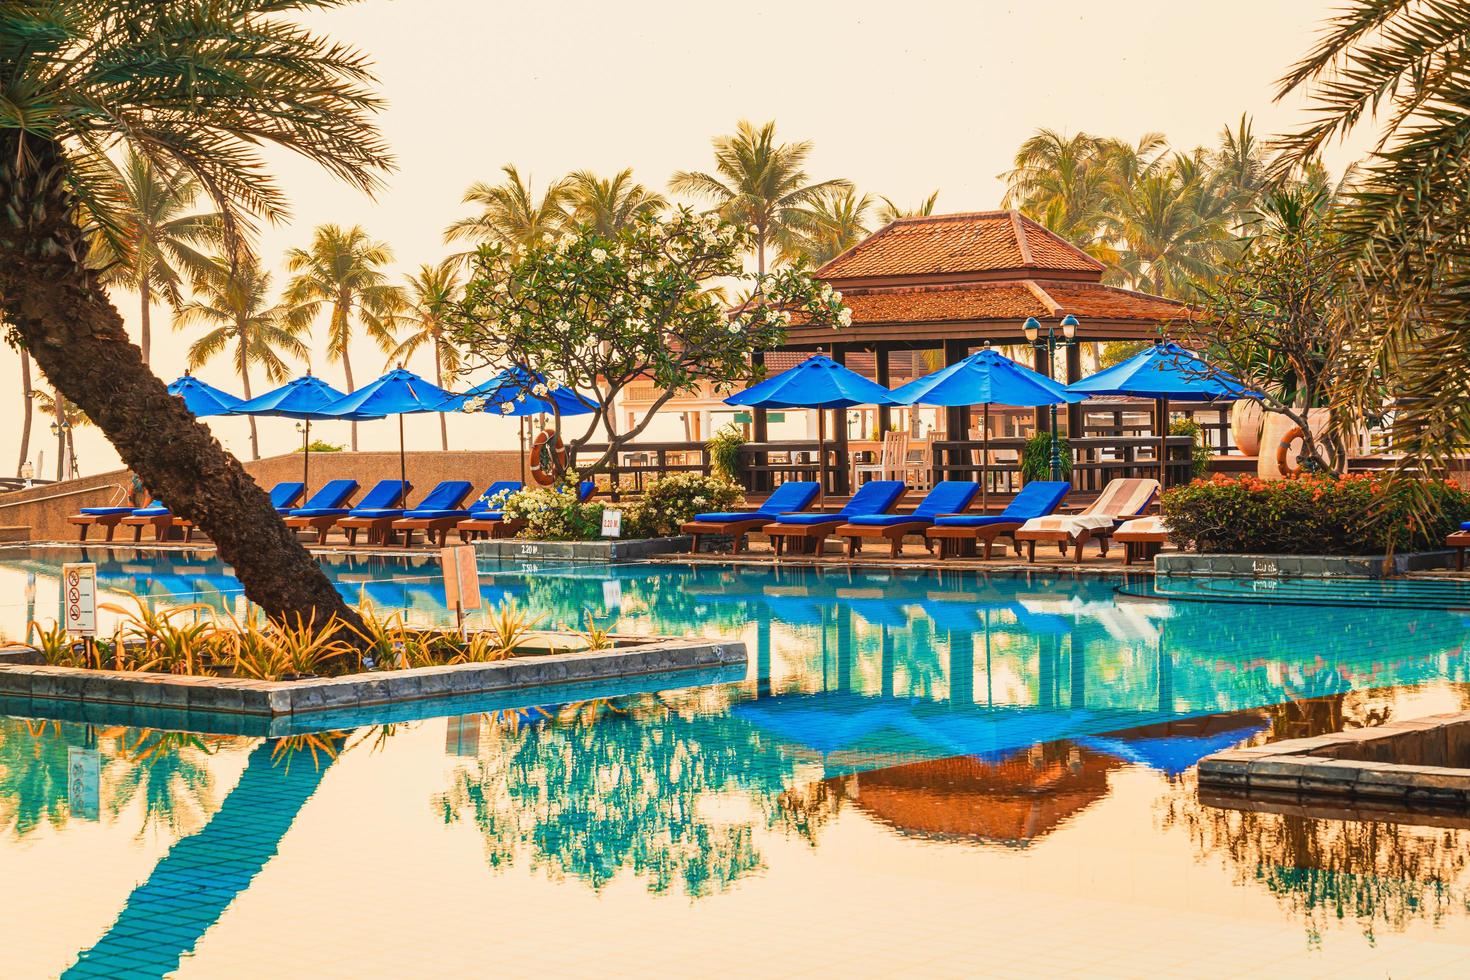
450, 208, 851, 477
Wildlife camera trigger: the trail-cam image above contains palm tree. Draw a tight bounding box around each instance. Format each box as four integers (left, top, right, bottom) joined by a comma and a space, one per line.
1211, 115, 1269, 232
89, 151, 220, 364
387, 260, 464, 450
31, 387, 90, 481
875, 191, 940, 225
1275, 0, 1470, 475
1000, 130, 1113, 248
284, 225, 402, 450
0, 1, 391, 631
15, 353, 33, 479
670, 120, 852, 274
444, 165, 569, 249
177, 256, 307, 460
779, 187, 874, 267
566, 169, 666, 235
1104, 162, 1233, 299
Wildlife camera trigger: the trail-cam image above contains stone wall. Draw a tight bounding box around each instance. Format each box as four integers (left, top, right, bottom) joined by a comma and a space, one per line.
0, 449, 526, 542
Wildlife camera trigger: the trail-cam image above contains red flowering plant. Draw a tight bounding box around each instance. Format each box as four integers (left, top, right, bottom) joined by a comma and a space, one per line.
1160, 473, 1470, 555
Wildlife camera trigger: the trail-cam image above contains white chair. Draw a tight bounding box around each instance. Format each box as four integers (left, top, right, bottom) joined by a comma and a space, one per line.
853, 430, 908, 486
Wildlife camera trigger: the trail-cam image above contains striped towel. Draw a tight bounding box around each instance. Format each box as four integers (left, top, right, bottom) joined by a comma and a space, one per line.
1116, 514, 1169, 536
1020, 478, 1159, 536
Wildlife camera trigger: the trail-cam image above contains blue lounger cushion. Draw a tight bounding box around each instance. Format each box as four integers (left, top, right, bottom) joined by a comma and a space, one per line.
290, 479, 359, 515
843, 481, 981, 527
354, 480, 412, 511
400, 508, 471, 520
933, 480, 1071, 527
129, 505, 170, 517
345, 508, 406, 519
269, 482, 306, 511
692, 480, 821, 523
79, 506, 135, 515
289, 507, 352, 518
409, 480, 474, 513
773, 480, 906, 525
467, 511, 505, 521
1462, 521, 1470, 531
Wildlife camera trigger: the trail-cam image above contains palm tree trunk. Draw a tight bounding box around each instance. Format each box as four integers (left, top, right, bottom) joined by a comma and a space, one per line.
54, 414, 64, 481
16, 349, 32, 477
341, 341, 357, 451
433, 341, 449, 451
238, 339, 258, 460
139, 278, 152, 365
756, 225, 767, 277
0, 133, 364, 636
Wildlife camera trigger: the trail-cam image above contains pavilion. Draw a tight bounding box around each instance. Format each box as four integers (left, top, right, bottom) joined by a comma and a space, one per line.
739, 211, 1200, 494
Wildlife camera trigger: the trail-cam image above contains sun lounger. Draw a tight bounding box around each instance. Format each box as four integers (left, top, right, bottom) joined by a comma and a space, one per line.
268, 481, 306, 514
456, 480, 593, 541
314, 480, 416, 545
680, 481, 821, 553
1015, 478, 1159, 563
836, 481, 981, 557
119, 502, 194, 543
763, 480, 907, 557
69, 503, 140, 541
1113, 514, 1172, 565
386, 481, 481, 547
925, 481, 1071, 559
1448, 522, 1470, 570
280, 479, 376, 543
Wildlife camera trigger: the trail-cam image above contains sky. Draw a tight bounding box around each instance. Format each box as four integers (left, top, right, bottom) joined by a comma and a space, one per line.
2, 0, 1364, 478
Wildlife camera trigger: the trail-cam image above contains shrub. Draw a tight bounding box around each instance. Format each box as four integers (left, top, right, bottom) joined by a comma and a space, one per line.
706, 424, 746, 481
1170, 418, 1212, 479
1161, 473, 1470, 555
501, 480, 606, 541
1020, 432, 1072, 482
623, 472, 743, 537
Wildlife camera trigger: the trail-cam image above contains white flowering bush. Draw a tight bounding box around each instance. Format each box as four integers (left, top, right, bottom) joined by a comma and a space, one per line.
500, 481, 605, 541
450, 208, 850, 480
624, 473, 743, 537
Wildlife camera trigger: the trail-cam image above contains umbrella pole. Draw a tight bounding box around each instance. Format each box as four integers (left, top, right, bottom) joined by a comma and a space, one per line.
302, 419, 311, 498
1157, 397, 1168, 489
981, 403, 990, 512
817, 408, 828, 500
399, 414, 407, 497
519, 417, 527, 485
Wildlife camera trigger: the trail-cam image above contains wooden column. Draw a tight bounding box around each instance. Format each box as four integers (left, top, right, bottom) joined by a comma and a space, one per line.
875, 344, 892, 434
830, 343, 850, 494
1065, 344, 1083, 439
1032, 344, 1051, 434
942, 340, 969, 483
750, 350, 769, 491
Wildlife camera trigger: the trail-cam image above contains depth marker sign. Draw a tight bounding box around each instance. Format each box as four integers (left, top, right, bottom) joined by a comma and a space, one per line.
61, 562, 97, 637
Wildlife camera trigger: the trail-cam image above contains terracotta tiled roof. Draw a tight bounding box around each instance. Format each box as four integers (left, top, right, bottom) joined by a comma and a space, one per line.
830, 279, 1187, 325
818, 210, 1105, 281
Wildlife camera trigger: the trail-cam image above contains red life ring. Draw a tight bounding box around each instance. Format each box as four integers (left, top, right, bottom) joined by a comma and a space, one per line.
1276, 425, 1306, 477
530, 429, 567, 486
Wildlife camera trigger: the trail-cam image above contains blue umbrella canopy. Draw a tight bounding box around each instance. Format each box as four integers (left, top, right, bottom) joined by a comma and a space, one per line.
725, 354, 900, 495
166, 374, 242, 417
1066, 341, 1253, 402
229, 374, 367, 420
1067, 342, 1255, 486
725, 354, 901, 410
318, 367, 461, 493
1077, 722, 1267, 777
892, 348, 1084, 407
445, 365, 596, 417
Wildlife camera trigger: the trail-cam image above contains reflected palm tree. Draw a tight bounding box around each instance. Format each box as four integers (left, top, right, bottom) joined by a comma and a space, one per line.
106, 731, 220, 838
0, 718, 79, 837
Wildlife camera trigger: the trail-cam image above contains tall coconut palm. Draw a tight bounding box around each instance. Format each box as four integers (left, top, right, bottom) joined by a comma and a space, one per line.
1000, 130, 1113, 247
89, 151, 220, 364
283, 225, 402, 450
31, 387, 90, 481
875, 190, 940, 225
1211, 114, 1270, 231
670, 120, 851, 274
444, 165, 569, 250
566, 169, 666, 236
0, 1, 391, 631
1104, 163, 1233, 299
177, 256, 307, 460
15, 353, 33, 478
387, 260, 464, 450
1275, 0, 1470, 476
780, 187, 874, 267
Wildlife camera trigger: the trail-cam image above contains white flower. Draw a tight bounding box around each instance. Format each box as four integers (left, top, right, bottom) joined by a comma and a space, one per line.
727, 321, 742, 334
838, 308, 853, 327
461, 396, 487, 414
532, 383, 549, 397
831, 290, 842, 302
591, 247, 608, 263
508, 312, 522, 326
499, 402, 514, 415
779, 310, 793, 325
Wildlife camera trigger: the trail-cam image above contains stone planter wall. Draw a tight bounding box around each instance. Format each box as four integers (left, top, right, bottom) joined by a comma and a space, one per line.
1156, 550, 1457, 578
475, 535, 691, 562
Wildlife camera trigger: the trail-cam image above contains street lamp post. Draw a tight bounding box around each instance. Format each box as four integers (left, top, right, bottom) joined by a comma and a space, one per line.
1022, 314, 1079, 481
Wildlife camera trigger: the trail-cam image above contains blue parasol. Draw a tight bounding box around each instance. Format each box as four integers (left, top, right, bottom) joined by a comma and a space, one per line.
229, 374, 372, 496
726, 354, 902, 495
319, 367, 460, 495
165, 374, 242, 417
443, 366, 597, 483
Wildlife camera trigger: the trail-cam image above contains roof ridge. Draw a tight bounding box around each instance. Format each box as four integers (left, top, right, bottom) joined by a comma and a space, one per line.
1021, 279, 1062, 314
1011, 212, 1035, 266
1012, 214, 1106, 271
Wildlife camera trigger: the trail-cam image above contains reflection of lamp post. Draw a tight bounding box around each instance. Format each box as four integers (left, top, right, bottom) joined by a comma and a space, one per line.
1023, 314, 1078, 481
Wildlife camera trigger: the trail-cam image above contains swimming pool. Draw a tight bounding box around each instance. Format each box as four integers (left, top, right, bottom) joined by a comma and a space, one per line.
2, 545, 1470, 976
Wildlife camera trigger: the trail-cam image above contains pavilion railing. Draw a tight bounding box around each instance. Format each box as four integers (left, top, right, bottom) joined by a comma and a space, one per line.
929, 435, 1197, 495
573, 441, 712, 499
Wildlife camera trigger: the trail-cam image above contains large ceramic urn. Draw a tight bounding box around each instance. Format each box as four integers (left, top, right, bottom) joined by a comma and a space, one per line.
1229, 399, 1264, 457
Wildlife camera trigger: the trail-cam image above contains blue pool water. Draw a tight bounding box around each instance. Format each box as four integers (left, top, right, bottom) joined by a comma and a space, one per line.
2, 545, 1470, 976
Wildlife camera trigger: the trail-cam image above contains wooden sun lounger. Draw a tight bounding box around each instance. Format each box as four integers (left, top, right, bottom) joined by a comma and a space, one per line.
121, 511, 196, 543
455, 516, 525, 542
925, 521, 1026, 560
69, 510, 131, 542
1448, 530, 1470, 571
682, 516, 776, 554
1016, 478, 1160, 564
336, 514, 403, 546
1114, 517, 1171, 566
283, 513, 346, 544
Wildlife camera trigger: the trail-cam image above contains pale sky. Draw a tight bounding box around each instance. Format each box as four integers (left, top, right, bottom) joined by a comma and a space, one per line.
3, 0, 1361, 478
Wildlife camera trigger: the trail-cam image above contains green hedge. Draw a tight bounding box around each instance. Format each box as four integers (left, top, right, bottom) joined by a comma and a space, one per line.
1160, 473, 1470, 555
